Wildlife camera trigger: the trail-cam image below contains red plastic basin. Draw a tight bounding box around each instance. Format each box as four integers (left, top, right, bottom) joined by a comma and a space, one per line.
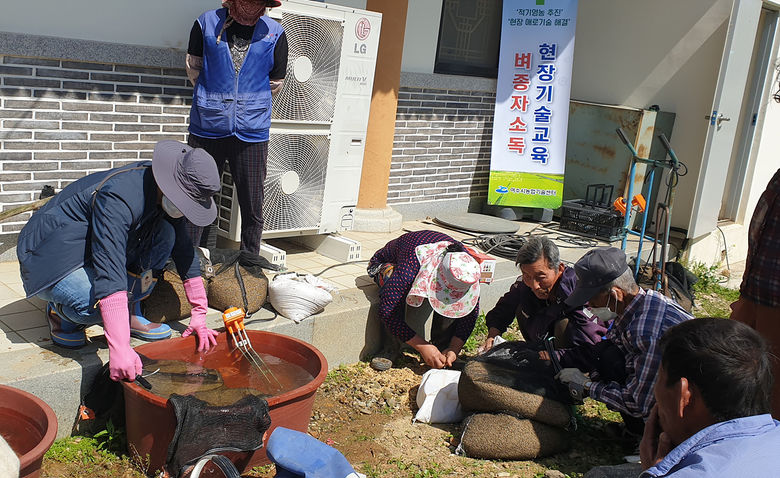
121, 330, 327, 475
0, 384, 58, 478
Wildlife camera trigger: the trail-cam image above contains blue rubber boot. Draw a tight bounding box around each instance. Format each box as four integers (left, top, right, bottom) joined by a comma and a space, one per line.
129, 301, 171, 341
46, 302, 86, 348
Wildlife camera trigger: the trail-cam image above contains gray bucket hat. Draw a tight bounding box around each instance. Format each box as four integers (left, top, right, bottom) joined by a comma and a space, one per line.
152, 140, 220, 227
564, 247, 629, 308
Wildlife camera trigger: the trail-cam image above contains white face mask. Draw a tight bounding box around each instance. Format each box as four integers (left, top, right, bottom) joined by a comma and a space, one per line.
161, 195, 184, 219
590, 290, 619, 323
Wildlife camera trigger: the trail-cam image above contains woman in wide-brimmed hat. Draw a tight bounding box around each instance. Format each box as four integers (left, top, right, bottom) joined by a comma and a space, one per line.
184, 0, 288, 255
17, 141, 222, 382
367, 230, 482, 370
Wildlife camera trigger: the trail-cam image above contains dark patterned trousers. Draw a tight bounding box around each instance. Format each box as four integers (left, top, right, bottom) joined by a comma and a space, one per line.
186, 134, 268, 255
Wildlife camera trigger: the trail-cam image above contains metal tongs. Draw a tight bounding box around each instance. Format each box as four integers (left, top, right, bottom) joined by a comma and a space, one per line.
222, 307, 283, 391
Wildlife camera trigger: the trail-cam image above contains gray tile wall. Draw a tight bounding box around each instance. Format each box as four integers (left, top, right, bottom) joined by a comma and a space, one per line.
0, 53, 497, 235
388, 86, 495, 205
0, 55, 191, 233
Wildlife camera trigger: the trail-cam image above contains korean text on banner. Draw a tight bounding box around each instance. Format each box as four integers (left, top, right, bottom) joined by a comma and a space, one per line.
488, 0, 578, 209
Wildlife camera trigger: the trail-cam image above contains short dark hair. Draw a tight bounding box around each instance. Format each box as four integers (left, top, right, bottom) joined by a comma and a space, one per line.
659, 318, 773, 422
516, 236, 560, 269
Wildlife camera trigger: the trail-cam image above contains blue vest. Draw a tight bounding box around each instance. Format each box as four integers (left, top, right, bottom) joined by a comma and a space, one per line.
189, 9, 283, 142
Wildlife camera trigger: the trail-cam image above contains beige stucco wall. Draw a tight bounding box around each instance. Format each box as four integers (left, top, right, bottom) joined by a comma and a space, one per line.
5, 0, 773, 267
0, 0, 215, 49
388, 0, 731, 233
571, 0, 729, 233
324, 0, 367, 9
328, 0, 436, 74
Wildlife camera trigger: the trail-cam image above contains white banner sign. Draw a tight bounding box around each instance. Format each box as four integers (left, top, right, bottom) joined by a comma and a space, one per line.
488, 0, 578, 209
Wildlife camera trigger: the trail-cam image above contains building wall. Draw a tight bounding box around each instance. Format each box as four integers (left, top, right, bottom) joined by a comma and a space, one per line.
385, 0, 731, 231
0, 0, 214, 50
572, 0, 729, 233
318, 0, 777, 266
400, 0, 443, 74
0, 35, 191, 256
387, 75, 494, 207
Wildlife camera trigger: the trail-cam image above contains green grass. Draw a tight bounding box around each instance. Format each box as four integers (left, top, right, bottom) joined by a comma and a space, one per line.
46, 437, 115, 465
91, 418, 126, 454
249, 464, 275, 474
686, 261, 740, 318
463, 312, 521, 354
45, 435, 149, 477
361, 463, 382, 478
325, 364, 354, 385
462, 313, 488, 353
389, 459, 451, 478
693, 282, 739, 318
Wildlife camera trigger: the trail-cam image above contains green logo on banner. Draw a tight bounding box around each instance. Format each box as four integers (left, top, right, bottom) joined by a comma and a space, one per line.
488, 171, 564, 209
536, 0, 545, 4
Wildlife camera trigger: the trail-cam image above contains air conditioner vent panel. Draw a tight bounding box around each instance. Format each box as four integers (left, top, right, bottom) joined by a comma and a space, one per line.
263, 134, 330, 231
272, 12, 344, 122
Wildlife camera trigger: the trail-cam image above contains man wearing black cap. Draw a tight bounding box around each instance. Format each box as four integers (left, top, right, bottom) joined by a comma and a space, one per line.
17, 141, 222, 382
547, 247, 692, 436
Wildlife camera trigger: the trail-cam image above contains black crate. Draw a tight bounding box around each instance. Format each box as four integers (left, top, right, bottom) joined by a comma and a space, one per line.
559, 199, 625, 242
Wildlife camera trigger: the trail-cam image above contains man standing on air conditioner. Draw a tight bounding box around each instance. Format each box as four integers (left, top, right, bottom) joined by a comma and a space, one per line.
185, 0, 288, 254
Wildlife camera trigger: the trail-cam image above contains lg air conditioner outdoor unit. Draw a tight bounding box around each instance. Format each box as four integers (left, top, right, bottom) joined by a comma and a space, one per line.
216, 0, 381, 242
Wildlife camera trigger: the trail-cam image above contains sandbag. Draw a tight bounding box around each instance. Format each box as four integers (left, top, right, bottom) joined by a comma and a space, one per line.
458, 360, 571, 429
414, 369, 462, 424
144, 248, 213, 323
206, 248, 278, 315
208, 263, 268, 315
143, 269, 195, 323
268, 273, 336, 323
458, 413, 568, 460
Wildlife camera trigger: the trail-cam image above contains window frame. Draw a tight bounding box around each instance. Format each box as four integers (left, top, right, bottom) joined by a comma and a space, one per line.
433, 0, 503, 78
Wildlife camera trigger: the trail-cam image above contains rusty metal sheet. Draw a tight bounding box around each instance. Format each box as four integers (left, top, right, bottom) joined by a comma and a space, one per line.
563, 101, 675, 225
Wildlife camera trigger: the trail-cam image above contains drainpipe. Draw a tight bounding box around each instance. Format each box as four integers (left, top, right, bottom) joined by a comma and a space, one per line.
353, 0, 408, 233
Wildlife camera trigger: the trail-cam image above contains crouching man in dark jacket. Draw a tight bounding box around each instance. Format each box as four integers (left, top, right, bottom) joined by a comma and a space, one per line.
481, 236, 607, 352
17, 141, 220, 381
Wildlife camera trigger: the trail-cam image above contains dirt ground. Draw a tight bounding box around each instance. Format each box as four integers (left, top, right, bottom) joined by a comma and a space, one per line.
42, 352, 633, 478
247, 353, 629, 478
42, 354, 629, 478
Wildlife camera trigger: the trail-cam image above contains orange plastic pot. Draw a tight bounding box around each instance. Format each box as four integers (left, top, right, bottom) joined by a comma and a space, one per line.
121, 330, 327, 475
0, 384, 58, 478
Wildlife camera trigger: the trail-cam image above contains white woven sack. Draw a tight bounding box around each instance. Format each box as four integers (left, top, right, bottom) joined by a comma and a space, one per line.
268, 273, 334, 323
0, 435, 19, 478
414, 369, 463, 424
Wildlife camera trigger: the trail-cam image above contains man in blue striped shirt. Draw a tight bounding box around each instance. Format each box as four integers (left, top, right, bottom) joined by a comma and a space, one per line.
550, 247, 693, 437
640, 318, 780, 476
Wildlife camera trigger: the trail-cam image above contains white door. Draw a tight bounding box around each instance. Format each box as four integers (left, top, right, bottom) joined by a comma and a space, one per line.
720, 7, 778, 221
688, 0, 763, 238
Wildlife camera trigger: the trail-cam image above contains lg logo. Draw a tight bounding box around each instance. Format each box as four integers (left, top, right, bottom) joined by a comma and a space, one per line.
355, 18, 371, 40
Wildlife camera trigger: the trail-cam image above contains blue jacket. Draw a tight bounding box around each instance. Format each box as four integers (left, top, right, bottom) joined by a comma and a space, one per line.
641, 414, 780, 477
189, 8, 283, 142
17, 162, 200, 299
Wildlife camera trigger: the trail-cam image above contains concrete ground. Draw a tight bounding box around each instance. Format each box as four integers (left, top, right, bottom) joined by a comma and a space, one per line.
0, 218, 731, 438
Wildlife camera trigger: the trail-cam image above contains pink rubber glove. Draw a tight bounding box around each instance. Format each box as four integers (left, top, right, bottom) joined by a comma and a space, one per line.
182, 277, 219, 352
99, 291, 143, 382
